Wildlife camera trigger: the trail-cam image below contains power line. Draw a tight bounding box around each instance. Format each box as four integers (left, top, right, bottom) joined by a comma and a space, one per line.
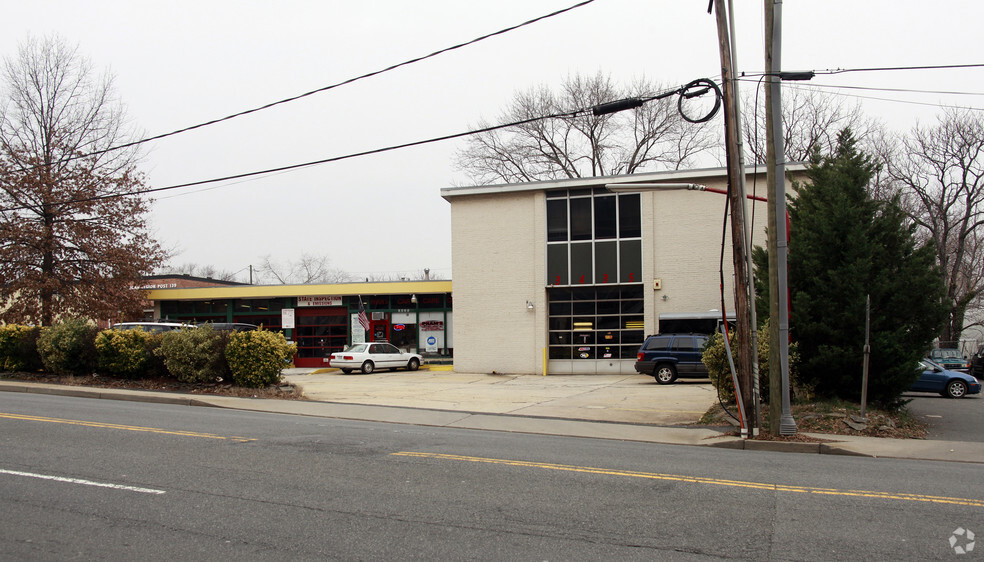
32, 62, 984, 210
2, 110, 583, 212
741, 62, 984, 78
34, 0, 598, 168
779, 82, 984, 113
822, 63, 984, 75
0, 80, 716, 212
809, 83, 984, 97
738, 77, 984, 98
735, 63, 984, 113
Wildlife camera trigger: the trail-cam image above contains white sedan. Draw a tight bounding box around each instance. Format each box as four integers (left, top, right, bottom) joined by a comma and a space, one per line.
328, 342, 422, 374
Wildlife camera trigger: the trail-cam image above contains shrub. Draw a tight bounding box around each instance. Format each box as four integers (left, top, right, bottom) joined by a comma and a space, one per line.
157, 325, 230, 384
225, 329, 296, 388
0, 324, 43, 372
36, 318, 99, 376
702, 330, 740, 402
702, 319, 798, 402
94, 328, 159, 379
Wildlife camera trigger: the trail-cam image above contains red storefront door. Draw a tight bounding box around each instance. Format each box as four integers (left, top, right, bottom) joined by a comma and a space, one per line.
294, 307, 348, 368
370, 317, 389, 342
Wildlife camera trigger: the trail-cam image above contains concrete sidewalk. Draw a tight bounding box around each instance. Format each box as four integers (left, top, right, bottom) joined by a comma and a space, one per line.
1, 368, 981, 463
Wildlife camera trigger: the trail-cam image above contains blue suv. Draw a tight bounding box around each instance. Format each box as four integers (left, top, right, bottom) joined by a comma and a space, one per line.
634, 333, 710, 384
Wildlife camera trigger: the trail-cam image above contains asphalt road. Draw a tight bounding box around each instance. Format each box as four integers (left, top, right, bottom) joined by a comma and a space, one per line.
905, 391, 984, 442
1, 393, 981, 560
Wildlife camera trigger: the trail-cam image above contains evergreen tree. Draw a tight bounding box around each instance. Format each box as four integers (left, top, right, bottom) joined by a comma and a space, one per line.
788, 130, 946, 404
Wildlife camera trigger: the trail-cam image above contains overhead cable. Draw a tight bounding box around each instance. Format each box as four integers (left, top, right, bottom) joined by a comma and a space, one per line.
777, 82, 984, 113
0, 79, 723, 211
35, 0, 598, 168
822, 62, 984, 75
736, 77, 984, 98
740, 62, 984, 79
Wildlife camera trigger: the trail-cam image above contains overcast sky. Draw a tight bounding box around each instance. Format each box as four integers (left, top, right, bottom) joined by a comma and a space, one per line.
2, 1, 981, 283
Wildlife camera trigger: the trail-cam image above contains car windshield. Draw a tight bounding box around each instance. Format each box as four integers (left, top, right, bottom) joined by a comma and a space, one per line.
932, 349, 961, 359
921, 358, 943, 371
343, 344, 368, 353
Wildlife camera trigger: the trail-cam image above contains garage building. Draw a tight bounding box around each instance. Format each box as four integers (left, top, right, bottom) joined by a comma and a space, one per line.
441, 166, 802, 375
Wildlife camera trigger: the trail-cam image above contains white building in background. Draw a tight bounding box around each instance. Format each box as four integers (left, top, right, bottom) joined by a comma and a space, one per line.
441, 166, 804, 376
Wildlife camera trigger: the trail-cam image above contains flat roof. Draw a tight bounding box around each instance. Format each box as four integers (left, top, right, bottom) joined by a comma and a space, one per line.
144, 280, 452, 301
440, 164, 806, 200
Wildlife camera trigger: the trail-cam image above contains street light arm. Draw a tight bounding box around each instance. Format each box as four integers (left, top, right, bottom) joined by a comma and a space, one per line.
604, 183, 706, 192
605, 182, 770, 203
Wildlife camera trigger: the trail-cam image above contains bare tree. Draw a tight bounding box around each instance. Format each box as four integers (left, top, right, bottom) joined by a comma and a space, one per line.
454, 72, 717, 184
258, 253, 352, 285
157, 263, 240, 282
887, 109, 984, 345
359, 269, 447, 282
742, 85, 883, 165
0, 36, 165, 325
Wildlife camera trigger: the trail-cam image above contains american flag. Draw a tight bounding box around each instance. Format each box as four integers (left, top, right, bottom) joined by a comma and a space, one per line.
357, 297, 370, 332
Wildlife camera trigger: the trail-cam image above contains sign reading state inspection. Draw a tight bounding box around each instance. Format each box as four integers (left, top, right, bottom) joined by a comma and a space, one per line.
297, 296, 343, 307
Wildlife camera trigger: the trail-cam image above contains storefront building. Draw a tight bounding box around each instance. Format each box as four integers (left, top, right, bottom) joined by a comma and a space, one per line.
441, 166, 802, 375
142, 280, 452, 368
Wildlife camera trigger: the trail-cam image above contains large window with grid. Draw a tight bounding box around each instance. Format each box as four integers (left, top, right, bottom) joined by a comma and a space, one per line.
546, 188, 641, 286
548, 286, 645, 359
546, 188, 644, 360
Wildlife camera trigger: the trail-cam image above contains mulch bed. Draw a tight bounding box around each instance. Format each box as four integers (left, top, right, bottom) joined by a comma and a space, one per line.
699, 402, 928, 440
0, 371, 303, 400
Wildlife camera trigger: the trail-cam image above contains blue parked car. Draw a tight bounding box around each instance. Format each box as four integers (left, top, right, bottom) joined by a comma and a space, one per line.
911, 359, 981, 398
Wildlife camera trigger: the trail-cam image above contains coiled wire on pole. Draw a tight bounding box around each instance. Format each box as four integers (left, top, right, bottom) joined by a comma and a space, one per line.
591, 78, 723, 124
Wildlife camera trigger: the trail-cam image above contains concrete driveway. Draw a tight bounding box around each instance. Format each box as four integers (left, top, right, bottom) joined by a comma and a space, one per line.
282, 370, 718, 426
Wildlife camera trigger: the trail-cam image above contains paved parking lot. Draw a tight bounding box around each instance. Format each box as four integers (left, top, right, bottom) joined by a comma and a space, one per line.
282, 370, 719, 426
905, 392, 983, 442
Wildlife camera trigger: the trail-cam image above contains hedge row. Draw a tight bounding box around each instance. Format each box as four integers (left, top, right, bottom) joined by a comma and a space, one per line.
0, 319, 296, 388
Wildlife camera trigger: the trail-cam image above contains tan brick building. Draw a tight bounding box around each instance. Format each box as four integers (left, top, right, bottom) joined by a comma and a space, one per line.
441, 166, 802, 375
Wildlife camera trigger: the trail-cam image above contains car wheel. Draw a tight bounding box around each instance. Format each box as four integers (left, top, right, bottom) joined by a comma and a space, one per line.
945, 379, 967, 398
341, 368, 353, 374
407, 358, 420, 371
654, 364, 677, 384
361, 361, 375, 374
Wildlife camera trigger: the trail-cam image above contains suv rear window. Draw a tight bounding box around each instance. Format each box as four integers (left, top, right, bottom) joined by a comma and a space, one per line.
670, 336, 696, 351
644, 336, 670, 350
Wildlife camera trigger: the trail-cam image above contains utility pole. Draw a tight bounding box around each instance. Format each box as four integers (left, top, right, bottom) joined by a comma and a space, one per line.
712, 0, 755, 434
765, 0, 797, 435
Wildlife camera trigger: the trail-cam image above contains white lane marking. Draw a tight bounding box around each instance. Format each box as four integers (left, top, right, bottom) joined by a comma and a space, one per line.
0, 469, 166, 495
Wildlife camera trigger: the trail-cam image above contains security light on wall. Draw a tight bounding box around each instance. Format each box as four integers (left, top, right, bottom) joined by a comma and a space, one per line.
526, 300, 534, 311
411, 294, 417, 304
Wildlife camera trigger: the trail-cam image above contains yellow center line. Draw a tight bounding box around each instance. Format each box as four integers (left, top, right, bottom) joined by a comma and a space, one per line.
0, 412, 255, 442
392, 452, 984, 508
